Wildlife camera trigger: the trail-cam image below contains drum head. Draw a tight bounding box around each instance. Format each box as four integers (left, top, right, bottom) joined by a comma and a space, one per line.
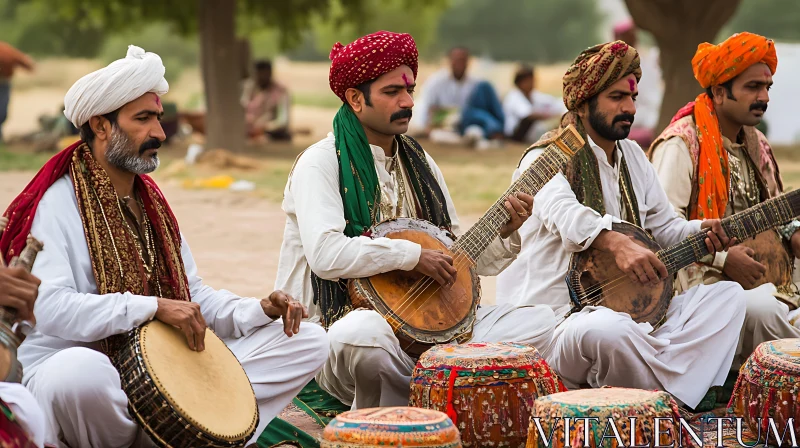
541, 387, 666, 411
417, 342, 540, 368
140, 321, 258, 442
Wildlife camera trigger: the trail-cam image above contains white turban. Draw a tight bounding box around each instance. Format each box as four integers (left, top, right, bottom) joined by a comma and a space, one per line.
64, 45, 169, 128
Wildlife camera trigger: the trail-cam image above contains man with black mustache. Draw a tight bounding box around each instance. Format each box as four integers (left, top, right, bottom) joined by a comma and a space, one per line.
649, 32, 800, 374
275, 31, 555, 409
496, 41, 746, 412
0, 46, 328, 447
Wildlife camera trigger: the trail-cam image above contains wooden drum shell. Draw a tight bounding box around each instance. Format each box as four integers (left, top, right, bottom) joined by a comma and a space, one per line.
108, 321, 259, 448
349, 218, 480, 358
567, 222, 672, 330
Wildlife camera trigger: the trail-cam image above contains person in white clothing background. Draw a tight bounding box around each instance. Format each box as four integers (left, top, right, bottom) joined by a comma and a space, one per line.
0, 46, 328, 448
502, 65, 565, 143
274, 31, 558, 410
495, 40, 747, 411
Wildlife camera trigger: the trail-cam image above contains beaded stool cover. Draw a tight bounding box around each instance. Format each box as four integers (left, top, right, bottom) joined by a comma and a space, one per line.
729, 338, 800, 446
526, 387, 690, 448
320, 406, 462, 448
409, 342, 566, 447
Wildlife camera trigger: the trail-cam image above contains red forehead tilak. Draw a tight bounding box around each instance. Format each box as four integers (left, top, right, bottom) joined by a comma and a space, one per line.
628, 78, 635, 92
402, 73, 411, 87
154, 94, 162, 107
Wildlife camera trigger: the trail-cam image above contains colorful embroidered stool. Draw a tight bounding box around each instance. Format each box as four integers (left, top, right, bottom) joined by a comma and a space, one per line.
320, 406, 462, 447
729, 338, 800, 446
526, 387, 689, 448
409, 342, 566, 447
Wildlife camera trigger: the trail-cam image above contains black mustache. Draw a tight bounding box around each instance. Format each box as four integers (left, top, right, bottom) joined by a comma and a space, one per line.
390, 109, 413, 122
139, 139, 162, 154
750, 102, 768, 112
613, 114, 635, 125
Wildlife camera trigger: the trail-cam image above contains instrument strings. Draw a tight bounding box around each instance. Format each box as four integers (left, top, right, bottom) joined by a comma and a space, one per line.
573, 201, 793, 305
387, 151, 568, 331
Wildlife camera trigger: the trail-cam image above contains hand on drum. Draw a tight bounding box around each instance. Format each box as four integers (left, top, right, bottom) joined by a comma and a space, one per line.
0, 266, 39, 324
261, 290, 308, 337
700, 219, 735, 253
155, 299, 207, 351
413, 249, 457, 288
499, 192, 534, 239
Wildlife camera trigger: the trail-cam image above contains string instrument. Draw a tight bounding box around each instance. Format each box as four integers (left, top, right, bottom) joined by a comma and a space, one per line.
567, 188, 800, 329
0, 216, 43, 383
350, 125, 585, 357
725, 229, 799, 309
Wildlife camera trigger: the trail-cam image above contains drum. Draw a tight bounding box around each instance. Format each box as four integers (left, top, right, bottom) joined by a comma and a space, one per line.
729, 338, 800, 446
320, 406, 462, 447
108, 320, 259, 447
526, 388, 689, 448
409, 342, 566, 447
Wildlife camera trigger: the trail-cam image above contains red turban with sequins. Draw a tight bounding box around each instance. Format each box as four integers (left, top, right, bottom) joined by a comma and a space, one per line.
329, 31, 418, 102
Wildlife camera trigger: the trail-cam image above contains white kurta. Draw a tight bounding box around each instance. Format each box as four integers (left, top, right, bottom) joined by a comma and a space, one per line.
0, 383, 45, 448
20, 175, 328, 448
502, 87, 565, 141
496, 136, 746, 408
276, 134, 558, 408
651, 136, 800, 368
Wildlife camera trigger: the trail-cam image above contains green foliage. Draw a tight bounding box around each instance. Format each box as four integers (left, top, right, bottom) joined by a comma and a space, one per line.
435, 0, 602, 62
0, 0, 105, 58
98, 23, 198, 84
310, 0, 450, 59
723, 0, 800, 42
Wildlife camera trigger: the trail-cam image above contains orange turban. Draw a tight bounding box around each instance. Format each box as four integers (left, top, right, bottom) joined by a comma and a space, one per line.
687, 32, 777, 220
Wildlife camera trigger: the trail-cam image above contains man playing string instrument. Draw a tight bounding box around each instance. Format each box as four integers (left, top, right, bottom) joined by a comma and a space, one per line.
0, 46, 328, 448
495, 41, 747, 410
0, 239, 45, 447
274, 31, 558, 409
649, 32, 800, 369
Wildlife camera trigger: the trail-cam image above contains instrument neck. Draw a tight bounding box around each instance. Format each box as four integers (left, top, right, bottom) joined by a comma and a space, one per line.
454, 149, 569, 261
658, 189, 800, 274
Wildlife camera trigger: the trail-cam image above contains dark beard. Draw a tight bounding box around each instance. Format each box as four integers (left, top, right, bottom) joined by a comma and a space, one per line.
588, 101, 634, 141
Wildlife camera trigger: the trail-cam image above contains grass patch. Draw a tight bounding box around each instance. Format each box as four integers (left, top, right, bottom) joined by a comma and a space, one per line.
0, 147, 52, 172
291, 92, 342, 109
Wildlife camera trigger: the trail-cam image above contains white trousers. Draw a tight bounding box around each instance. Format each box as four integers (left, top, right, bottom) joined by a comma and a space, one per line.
23, 321, 328, 448
316, 304, 558, 409
548, 282, 746, 409
735, 283, 800, 368
0, 383, 45, 448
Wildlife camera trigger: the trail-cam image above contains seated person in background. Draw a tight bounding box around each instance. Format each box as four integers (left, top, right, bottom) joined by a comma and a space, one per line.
241, 60, 291, 141
421, 47, 504, 149
502, 65, 565, 143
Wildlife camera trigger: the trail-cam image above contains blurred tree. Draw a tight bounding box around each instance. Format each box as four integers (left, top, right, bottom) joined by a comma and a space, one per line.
725, 0, 800, 42
22, 0, 367, 152
625, 0, 743, 134
0, 0, 104, 58
434, 0, 601, 62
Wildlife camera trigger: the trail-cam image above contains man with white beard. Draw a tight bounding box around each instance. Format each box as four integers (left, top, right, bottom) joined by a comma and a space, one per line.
0, 45, 328, 448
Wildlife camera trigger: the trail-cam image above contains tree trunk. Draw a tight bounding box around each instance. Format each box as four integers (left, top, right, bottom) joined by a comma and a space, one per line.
625, 0, 742, 134
198, 0, 245, 152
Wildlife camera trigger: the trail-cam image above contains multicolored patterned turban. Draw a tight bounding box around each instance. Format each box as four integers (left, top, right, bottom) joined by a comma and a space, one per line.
681, 32, 778, 219
328, 31, 418, 102
562, 40, 641, 111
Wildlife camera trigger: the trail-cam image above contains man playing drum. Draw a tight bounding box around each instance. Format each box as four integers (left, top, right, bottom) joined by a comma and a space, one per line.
0, 46, 328, 448
495, 41, 747, 410
274, 31, 558, 409
649, 32, 800, 369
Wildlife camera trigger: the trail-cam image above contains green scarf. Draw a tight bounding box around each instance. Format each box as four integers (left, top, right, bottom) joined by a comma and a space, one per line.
333, 104, 380, 237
